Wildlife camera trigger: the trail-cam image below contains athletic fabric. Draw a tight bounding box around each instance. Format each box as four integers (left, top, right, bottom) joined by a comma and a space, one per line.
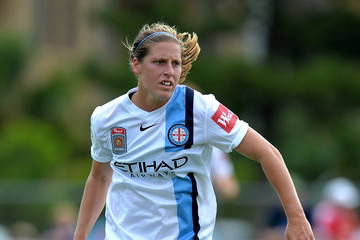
90, 85, 249, 240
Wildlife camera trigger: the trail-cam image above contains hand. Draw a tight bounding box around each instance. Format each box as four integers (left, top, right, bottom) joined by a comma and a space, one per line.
285, 217, 315, 240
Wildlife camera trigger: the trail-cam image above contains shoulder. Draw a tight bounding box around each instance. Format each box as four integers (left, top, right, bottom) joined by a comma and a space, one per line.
180, 84, 217, 107
194, 90, 219, 116
92, 95, 124, 118
91, 89, 134, 126
177, 85, 223, 123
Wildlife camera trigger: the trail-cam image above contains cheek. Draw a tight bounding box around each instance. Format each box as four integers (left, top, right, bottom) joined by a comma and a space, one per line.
175, 67, 182, 78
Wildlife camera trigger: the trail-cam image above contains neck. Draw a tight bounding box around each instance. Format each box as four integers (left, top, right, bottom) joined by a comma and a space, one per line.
131, 91, 168, 112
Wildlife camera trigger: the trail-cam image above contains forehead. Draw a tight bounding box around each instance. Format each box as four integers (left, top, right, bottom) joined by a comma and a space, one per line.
147, 41, 181, 59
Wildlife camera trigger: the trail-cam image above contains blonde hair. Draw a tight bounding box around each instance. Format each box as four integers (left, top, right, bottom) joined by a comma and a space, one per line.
125, 22, 201, 83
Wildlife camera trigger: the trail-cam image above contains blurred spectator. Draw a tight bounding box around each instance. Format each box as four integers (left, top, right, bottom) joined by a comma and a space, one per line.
43, 201, 77, 240
88, 217, 106, 240
0, 224, 12, 240
188, 82, 241, 202
257, 174, 313, 240
257, 204, 287, 240
11, 221, 39, 240
312, 177, 360, 240
211, 148, 254, 239
210, 147, 240, 202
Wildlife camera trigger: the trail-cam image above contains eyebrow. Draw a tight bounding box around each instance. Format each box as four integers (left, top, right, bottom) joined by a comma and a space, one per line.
152, 56, 181, 61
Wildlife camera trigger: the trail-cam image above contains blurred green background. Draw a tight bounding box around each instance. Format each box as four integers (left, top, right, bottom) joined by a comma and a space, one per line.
0, 0, 359, 238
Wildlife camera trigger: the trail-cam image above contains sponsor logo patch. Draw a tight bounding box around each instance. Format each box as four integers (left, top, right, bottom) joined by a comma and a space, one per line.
211, 104, 238, 133
111, 127, 127, 155
168, 124, 189, 146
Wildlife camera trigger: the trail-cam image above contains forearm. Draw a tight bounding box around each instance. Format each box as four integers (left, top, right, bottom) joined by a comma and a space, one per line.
235, 128, 306, 220
259, 146, 305, 221
74, 173, 111, 240
236, 127, 314, 239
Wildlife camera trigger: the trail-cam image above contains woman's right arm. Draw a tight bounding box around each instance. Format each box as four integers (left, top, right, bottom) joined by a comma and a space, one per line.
74, 160, 113, 240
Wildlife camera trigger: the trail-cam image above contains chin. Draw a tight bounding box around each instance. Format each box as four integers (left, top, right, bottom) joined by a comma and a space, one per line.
157, 94, 171, 102
158, 88, 175, 99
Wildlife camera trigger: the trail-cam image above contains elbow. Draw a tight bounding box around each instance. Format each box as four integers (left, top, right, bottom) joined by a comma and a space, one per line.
270, 144, 283, 160
259, 143, 284, 165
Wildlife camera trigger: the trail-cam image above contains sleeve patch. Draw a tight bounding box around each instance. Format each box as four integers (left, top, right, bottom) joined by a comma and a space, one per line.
211, 104, 238, 133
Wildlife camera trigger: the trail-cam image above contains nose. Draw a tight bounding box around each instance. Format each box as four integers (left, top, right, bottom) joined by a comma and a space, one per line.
164, 62, 174, 76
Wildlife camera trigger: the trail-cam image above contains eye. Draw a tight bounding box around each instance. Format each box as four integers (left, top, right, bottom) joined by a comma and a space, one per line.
154, 60, 164, 65
172, 61, 181, 66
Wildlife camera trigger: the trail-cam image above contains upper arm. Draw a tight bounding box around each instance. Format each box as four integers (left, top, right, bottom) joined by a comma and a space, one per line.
235, 127, 281, 162
89, 160, 113, 184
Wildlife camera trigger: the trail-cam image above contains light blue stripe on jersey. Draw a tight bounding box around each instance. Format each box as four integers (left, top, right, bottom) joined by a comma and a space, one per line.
172, 174, 200, 240
165, 86, 186, 152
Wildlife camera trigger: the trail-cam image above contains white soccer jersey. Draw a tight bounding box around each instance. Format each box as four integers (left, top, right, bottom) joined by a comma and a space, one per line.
90, 85, 249, 240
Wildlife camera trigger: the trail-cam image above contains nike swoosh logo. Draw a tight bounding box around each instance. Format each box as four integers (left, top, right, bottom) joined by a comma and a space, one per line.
140, 124, 157, 131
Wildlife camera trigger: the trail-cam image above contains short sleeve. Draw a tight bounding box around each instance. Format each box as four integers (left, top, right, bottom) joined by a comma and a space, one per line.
90, 108, 112, 162
204, 95, 249, 153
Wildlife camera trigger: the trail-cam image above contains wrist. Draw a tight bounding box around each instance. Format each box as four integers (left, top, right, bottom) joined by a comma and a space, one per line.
73, 230, 87, 240
283, 202, 307, 221
286, 209, 307, 224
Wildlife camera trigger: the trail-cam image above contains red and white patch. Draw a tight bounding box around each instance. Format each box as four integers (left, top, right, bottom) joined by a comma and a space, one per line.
112, 128, 125, 135
211, 104, 238, 133
111, 127, 127, 154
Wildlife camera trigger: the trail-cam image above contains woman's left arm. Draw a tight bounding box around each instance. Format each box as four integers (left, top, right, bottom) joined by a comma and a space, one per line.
235, 127, 315, 240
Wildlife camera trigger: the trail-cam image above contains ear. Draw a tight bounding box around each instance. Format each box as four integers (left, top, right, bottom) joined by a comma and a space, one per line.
132, 58, 141, 74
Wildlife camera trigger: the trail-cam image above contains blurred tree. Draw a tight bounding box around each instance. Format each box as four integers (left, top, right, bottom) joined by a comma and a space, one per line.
270, 2, 360, 61
0, 118, 70, 178
81, 0, 360, 182
0, 0, 359, 183
0, 34, 28, 122
1, 0, 360, 232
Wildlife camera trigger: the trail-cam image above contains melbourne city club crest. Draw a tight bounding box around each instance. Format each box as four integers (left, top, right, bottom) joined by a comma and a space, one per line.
168, 124, 189, 146
111, 127, 127, 155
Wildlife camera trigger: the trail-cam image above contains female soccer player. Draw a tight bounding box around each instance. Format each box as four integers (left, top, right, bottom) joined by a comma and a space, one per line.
74, 22, 315, 240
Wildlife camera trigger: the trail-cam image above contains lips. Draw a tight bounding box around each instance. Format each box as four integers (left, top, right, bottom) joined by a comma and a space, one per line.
161, 81, 172, 86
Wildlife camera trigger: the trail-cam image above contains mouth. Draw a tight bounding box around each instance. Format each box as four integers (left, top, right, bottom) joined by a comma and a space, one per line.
161, 81, 172, 87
